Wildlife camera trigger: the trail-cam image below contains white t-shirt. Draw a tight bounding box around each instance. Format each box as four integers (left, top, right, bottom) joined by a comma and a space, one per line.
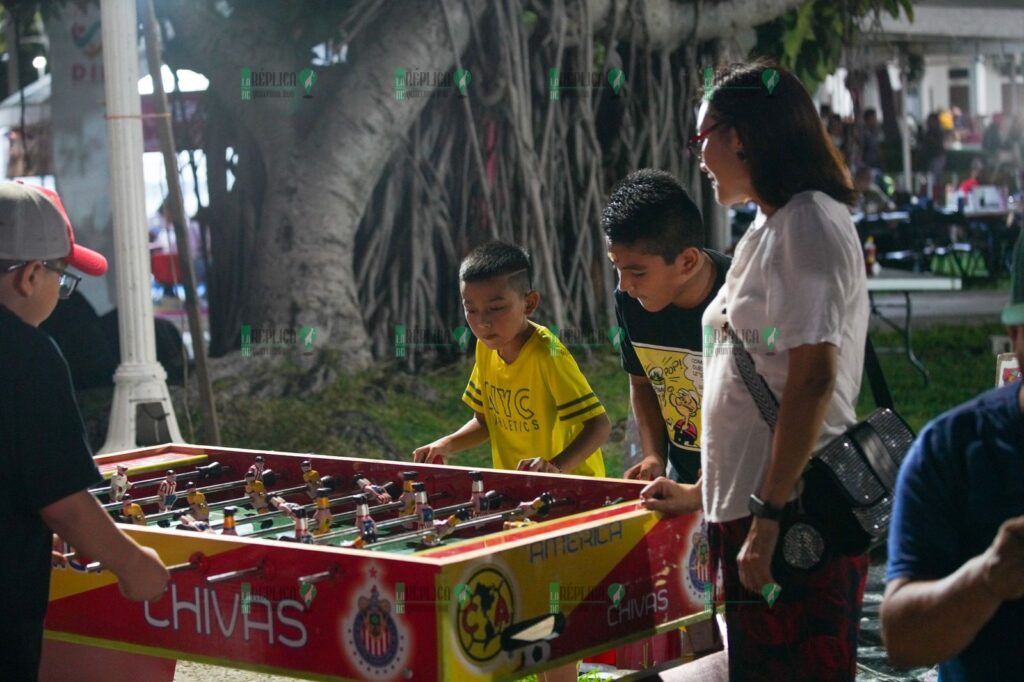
701, 191, 868, 522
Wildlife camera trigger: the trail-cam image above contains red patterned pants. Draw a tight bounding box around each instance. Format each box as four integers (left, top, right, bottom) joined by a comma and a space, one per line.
708, 515, 869, 681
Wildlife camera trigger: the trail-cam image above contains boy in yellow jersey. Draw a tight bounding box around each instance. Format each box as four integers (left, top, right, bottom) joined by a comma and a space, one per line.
414, 241, 610, 682
414, 241, 610, 476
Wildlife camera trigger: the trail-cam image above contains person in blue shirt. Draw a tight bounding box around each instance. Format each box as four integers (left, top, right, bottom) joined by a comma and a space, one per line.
881, 230, 1024, 680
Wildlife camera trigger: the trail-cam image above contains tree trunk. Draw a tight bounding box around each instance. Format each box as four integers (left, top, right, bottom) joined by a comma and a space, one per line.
157, 0, 807, 370
243, 0, 490, 368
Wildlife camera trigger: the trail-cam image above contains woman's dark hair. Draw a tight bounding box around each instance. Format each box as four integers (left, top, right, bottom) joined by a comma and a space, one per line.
705, 59, 856, 208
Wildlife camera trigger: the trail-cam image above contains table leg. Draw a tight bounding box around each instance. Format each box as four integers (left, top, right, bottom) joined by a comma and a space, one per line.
868, 292, 929, 387
901, 292, 929, 386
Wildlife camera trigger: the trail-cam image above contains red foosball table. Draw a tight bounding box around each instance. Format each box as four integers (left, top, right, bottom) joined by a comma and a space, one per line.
44, 445, 713, 680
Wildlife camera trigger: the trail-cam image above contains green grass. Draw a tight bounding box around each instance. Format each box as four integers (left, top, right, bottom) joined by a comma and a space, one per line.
78, 324, 1010, 474
859, 322, 1007, 433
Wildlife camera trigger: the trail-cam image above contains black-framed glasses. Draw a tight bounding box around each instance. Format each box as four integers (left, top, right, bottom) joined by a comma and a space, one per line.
3, 260, 80, 299
42, 261, 81, 299
688, 121, 724, 154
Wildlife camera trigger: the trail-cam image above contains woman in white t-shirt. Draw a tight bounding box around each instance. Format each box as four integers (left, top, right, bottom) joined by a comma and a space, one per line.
641, 61, 869, 680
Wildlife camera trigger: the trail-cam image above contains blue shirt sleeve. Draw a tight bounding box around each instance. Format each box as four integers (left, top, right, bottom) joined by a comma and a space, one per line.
886, 422, 964, 583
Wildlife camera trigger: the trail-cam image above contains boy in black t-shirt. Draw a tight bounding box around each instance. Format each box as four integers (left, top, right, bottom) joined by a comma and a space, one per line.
603, 169, 730, 483
0, 183, 169, 679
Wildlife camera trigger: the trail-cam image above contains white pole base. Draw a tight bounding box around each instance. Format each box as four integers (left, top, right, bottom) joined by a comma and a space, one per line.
98, 361, 184, 454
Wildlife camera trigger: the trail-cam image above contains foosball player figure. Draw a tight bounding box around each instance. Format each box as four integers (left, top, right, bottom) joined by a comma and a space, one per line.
352, 493, 373, 532
244, 471, 269, 513
353, 472, 392, 504
358, 513, 378, 545
518, 492, 555, 519
176, 514, 211, 533
156, 469, 177, 512
301, 459, 321, 499
468, 470, 485, 516
413, 482, 434, 530
120, 495, 146, 526
109, 464, 131, 503
185, 481, 209, 522
424, 508, 471, 546
399, 471, 418, 516
293, 507, 313, 543
313, 488, 333, 535
247, 455, 266, 482
221, 506, 239, 535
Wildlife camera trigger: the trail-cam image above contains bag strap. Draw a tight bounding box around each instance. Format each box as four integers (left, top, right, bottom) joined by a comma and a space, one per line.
725, 323, 779, 432
724, 324, 896, 434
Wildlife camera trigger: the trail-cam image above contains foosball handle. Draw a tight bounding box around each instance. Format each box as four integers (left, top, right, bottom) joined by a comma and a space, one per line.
297, 565, 340, 586
168, 552, 208, 575
196, 461, 227, 479
205, 560, 265, 584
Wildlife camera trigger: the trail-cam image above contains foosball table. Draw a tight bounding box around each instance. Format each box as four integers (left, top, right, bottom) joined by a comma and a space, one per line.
44, 444, 712, 680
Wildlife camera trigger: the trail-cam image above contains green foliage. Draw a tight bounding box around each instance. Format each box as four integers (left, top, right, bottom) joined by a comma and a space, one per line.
751, 0, 914, 93
179, 325, 1006, 478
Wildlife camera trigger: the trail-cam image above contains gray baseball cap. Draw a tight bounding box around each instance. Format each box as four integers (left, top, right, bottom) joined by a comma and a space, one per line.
0, 182, 107, 275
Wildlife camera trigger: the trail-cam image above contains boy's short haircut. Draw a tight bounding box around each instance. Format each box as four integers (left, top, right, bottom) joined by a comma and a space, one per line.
602, 169, 705, 263
459, 241, 533, 295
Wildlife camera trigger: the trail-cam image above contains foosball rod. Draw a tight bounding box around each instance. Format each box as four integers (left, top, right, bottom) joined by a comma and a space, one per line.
100, 469, 277, 513
309, 493, 467, 544
143, 472, 303, 524
361, 500, 530, 550
89, 462, 227, 497
250, 490, 454, 541
206, 480, 398, 530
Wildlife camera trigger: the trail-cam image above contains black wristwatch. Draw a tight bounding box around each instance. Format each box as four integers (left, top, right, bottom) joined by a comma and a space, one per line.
748, 494, 784, 521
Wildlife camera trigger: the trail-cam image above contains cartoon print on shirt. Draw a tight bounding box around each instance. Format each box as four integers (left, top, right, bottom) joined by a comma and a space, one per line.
634, 344, 704, 453
669, 387, 700, 447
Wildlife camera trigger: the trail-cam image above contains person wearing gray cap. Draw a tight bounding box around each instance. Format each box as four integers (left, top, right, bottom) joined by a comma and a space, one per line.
0, 182, 169, 679
881, 230, 1024, 681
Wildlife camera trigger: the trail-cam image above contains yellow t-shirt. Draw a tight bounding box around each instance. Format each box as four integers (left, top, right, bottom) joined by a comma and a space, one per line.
462, 322, 606, 477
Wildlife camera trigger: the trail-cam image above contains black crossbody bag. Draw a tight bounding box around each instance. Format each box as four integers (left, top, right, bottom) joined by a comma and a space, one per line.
726, 324, 916, 571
